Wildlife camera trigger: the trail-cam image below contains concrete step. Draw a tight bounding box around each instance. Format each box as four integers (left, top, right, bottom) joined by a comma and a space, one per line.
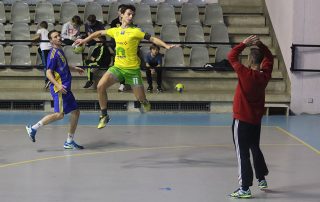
227, 26, 269, 35
0, 75, 287, 93
0, 88, 290, 103
0, 68, 284, 79
222, 6, 264, 14
219, 0, 263, 7
224, 15, 266, 26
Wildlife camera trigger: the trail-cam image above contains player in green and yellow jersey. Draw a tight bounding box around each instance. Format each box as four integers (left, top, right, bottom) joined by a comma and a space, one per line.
75, 4, 176, 129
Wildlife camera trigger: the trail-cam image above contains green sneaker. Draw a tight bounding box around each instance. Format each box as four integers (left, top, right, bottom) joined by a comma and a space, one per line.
229, 188, 252, 198
140, 100, 151, 113
258, 180, 268, 189
97, 114, 110, 129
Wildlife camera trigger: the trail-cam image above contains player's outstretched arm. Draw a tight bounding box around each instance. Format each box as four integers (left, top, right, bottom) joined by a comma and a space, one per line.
149, 36, 176, 50
74, 30, 106, 46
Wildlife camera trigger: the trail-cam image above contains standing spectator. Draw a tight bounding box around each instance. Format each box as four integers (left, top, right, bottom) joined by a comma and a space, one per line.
32, 21, 51, 88
227, 35, 273, 198
83, 36, 112, 88
61, 15, 82, 45
145, 44, 163, 93
110, 4, 128, 92
26, 30, 85, 149
85, 14, 105, 46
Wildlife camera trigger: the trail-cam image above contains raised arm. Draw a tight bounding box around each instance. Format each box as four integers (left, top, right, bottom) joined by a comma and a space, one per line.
149, 36, 175, 50
74, 30, 106, 46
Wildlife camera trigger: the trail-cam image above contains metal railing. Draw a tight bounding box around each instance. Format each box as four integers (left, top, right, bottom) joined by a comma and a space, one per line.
290, 44, 320, 72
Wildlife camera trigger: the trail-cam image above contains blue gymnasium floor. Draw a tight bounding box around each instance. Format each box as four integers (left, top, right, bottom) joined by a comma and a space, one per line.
0, 111, 319, 202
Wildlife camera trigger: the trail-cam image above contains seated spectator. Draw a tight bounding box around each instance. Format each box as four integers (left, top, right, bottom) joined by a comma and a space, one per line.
145, 44, 163, 93
85, 14, 105, 46
32, 21, 51, 88
83, 36, 112, 88
61, 15, 82, 45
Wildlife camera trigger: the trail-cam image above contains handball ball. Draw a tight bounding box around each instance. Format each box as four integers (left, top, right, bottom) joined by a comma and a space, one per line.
175, 83, 184, 93
72, 43, 85, 54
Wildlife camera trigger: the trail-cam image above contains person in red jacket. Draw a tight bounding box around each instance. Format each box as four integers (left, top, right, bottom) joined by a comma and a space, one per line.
227, 35, 273, 199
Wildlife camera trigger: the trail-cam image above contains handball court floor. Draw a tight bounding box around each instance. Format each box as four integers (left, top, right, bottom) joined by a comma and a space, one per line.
0, 112, 319, 202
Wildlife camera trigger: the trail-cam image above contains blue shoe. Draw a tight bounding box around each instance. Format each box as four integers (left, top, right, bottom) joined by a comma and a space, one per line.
64, 140, 84, 150
26, 125, 36, 142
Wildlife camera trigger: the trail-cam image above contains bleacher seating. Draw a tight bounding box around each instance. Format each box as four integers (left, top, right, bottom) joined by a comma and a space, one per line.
0, 0, 290, 113
34, 1, 55, 24
84, 2, 103, 23
0, 45, 5, 66
60, 2, 79, 24
10, 45, 31, 68
10, 1, 30, 23
0, 2, 6, 24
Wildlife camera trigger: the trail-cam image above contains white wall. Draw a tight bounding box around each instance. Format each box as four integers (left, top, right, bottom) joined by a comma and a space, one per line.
266, 0, 320, 114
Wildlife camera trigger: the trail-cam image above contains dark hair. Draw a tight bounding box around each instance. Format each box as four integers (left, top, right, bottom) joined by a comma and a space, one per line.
118, 4, 126, 10
120, 4, 136, 14
150, 44, 160, 51
87, 14, 96, 24
72, 15, 83, 25
48, 30, 59, 40
39, 21, 48, 29
250, 48, 264, 64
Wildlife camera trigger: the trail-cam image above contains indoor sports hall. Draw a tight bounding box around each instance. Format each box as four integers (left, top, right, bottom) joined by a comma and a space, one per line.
0, 0, 319, 201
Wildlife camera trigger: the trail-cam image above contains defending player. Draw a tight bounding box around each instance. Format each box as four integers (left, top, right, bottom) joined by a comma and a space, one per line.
26, 30, 85, 149
74, 4, 175, 129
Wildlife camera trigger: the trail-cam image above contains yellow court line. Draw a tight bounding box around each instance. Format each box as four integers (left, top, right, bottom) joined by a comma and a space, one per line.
0, 143, 305, 169
276, 126, 320, 155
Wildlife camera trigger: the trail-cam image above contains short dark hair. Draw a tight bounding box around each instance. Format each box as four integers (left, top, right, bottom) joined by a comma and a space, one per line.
87, 14, 96, 23
48, 30, 59, 40
120, 4, 136, 14
250, 48, 264, 64
39, 21, 48, 29
72, 15, 83, 25
118, 4, 126, 10
150, 44, 160, 51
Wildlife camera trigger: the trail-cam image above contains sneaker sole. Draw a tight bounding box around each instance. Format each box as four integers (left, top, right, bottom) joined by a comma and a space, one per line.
25, 126, 35, 142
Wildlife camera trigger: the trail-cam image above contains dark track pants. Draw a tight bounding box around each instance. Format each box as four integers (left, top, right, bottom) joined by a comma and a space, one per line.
232, 119, 269, 187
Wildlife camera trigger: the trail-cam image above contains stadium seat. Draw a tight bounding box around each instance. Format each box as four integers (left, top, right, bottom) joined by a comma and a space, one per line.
10, 1, 30, 23
84, 2, 104, 23
107, 2, 120, 24
184, 24, 205, 47
118, 0, 140, 4
0, 45, 5, 67
0, 24, 5, 45
210, 23, 229, 44
138, 24, 155, 46
11, 22, 31, 44
214, 45, 232, 63
141, 0, 162, 7
60, 2, 78, 24
134, 4, 152, 25
164, 0, 184, 7
70, 0, 88, 6
187, 0, 207, 7
34, 1, 55, 24
164, 47, 186, 71
189, 46, 209, 70
180, 3, 201, 26
63, 46, 83, 67
160, 24, 180, 43
0, 1, 6, 24
95, 0, 114, 6
10, 45, 32, 69
156, 3, 176, 25
204, 3, 224, 26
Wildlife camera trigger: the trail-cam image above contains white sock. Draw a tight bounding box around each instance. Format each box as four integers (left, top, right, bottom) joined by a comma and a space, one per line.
31, 121, 43, 130
67, 133, 74, 143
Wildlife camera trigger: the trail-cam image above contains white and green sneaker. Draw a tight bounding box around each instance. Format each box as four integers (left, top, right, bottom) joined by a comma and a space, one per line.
229, 188, 252, 198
